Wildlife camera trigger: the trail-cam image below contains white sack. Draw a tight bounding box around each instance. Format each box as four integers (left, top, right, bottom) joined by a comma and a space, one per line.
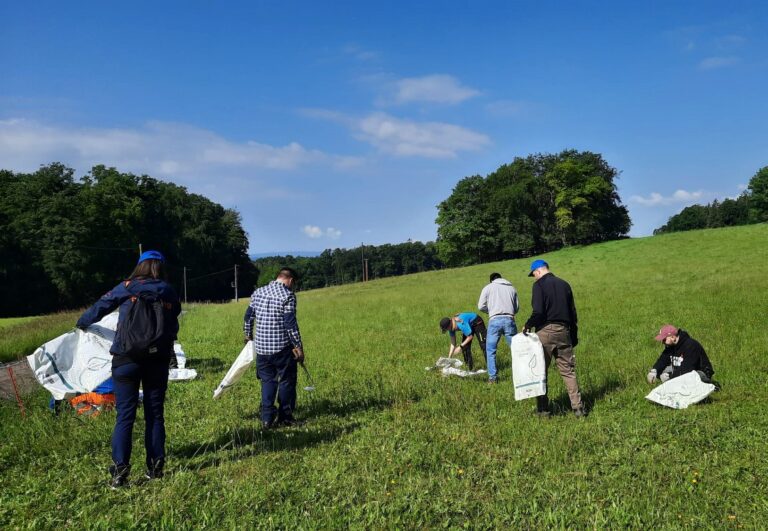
173, 343, 187, 369
425, 357, 487, 378
645, 370, 716, 409
213, 341, 255, 399
510, 333, 547, 400
26, 312, 118, 400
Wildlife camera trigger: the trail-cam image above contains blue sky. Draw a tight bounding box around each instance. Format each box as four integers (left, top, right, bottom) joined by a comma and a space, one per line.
2, 1, 766, 253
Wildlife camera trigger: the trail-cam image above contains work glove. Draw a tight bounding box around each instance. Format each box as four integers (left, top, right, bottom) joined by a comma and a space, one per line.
646, 369, 657, 384
660, 371, 671, 383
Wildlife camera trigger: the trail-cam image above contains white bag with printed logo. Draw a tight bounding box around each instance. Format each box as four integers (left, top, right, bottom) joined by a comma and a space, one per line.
213, 341, 255, 399
510, 333, 547, 400
645, 370, 716, 409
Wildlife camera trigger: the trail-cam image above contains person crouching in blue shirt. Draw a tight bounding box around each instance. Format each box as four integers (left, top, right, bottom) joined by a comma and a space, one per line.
439, 313, 487, 371
76, 250, 181, 489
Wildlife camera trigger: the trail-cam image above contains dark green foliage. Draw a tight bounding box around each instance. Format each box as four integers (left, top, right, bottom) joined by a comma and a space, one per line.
252, 241, 444, 290
0, 164, 256, 317
747, 166, 768, 222
435, 150, 631, 266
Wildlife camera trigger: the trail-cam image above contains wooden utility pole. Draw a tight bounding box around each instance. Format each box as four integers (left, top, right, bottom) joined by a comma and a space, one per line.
138, 243, 143, 257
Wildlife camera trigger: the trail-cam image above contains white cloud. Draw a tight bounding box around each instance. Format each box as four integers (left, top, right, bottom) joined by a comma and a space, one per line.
342, 44, 379, 62
629, 189, 706, 207
302, 225, 341, 239
302, 225, 323, 238
356, 112, 489, 158
390, 75, 480, 105
0, 118, 362, 176
698, 56, 740, 70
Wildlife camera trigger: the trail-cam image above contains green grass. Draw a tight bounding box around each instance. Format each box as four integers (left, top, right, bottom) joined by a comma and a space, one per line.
2, 224, 768, 528
0, 311, 81, 363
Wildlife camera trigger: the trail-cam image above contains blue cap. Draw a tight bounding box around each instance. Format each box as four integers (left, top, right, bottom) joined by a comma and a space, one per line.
137, 250, 165, 264
528, 259, 548, 276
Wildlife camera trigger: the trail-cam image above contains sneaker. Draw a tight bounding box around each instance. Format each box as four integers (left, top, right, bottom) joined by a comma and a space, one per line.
109, 465, 130, 489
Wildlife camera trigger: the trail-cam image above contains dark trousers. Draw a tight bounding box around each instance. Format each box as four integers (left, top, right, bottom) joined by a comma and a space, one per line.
112, 359, 169, 469
461, 316, 487, 370
256, 346, 297, 423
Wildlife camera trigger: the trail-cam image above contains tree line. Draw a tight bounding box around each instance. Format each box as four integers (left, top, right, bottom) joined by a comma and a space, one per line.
435, 150, 631, 266
654, 166, 768, 234
0, 163, 256, 317
252, 241, 444, 290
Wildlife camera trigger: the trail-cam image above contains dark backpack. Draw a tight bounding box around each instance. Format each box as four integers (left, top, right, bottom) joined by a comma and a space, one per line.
120, 283, 166, 359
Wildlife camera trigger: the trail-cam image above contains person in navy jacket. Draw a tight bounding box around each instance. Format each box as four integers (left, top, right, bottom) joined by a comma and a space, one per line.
77, 250, 181, 488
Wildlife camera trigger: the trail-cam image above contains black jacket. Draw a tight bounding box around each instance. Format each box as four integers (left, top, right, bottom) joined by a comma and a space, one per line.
525, 272, 578, 345
652, 330, 714, 380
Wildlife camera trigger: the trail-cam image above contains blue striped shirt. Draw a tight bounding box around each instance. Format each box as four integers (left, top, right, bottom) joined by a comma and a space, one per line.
243, 281, 302, 355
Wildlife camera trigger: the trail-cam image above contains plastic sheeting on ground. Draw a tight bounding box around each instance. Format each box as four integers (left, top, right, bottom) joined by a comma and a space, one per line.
645, 370, 716, 409
213, 341, 254, 399
169, 344, 197, 381
425, 357, 487, 378
510, 333, 547, 401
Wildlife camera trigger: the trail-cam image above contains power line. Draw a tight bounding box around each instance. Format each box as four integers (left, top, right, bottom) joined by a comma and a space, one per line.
187, 267, 234, 282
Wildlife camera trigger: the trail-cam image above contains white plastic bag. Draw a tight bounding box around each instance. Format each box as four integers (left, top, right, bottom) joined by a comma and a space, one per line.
425, 357, 487, 378
173, 343, 187, 369
510, 333, 547, 400
213, 341, 255, 399
169, 368, 197, 381
645, 370, 716, 409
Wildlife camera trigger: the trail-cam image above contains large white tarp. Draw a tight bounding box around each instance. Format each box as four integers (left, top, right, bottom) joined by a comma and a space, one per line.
27, 313, 118, 400
645, 370, 716, 409
510, 333, 547, 401
27, 312, 195, 398
213, 341, 255, 399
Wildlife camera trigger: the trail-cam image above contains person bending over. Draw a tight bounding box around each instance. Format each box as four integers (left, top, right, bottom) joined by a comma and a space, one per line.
439, 313, 487, 371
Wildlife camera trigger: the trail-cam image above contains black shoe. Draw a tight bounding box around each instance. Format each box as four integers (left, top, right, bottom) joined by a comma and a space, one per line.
534, 409, 551, 418
535, 396, 550, 418
261, 419, 276, 430
109, 464, 130, 489
145, 459, 164, 480
278, 417, 304, 428
574, 407, 588, 419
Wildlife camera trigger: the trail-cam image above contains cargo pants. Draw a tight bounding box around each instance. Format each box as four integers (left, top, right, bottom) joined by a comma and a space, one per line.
536, 323, 583, 411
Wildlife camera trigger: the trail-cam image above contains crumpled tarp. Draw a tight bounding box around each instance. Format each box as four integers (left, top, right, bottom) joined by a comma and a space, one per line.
645, 370, 716, 409
425, 357, 487, 378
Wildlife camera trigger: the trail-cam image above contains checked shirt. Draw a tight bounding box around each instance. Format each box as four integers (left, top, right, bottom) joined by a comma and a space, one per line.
244, 280, 303, 355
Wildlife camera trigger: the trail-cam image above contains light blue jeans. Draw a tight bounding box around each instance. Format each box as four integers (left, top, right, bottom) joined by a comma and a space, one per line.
486, 316, 516, 380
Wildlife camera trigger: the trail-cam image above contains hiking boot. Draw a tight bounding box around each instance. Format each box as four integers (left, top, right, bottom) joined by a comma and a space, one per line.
574, 407, 588, 419
145, 458, 164, 480
109, 464, 130, 489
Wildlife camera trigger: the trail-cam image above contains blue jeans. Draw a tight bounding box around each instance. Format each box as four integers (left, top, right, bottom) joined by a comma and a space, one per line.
111, 360, 169, 469
486, 317, 517, 380
256, 346, 297, 423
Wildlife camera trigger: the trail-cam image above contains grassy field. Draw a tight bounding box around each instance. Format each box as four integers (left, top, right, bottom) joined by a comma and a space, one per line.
2, 224, 767, 528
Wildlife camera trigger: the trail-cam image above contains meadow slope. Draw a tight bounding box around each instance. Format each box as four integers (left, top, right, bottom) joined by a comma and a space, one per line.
2, 225, 767, 528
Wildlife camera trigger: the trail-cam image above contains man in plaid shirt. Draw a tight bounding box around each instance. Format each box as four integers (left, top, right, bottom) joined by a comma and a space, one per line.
244, 267, 305, 428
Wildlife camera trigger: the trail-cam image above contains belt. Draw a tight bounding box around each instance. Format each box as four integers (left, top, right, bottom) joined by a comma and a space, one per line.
490, 313, 515, 319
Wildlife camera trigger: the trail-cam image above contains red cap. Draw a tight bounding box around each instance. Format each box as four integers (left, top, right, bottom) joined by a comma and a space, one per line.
654, 325, 678, 342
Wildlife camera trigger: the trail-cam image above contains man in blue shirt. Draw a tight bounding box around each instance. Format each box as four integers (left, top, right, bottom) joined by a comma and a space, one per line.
439, 312, 487, 371
244, 267, 305, 429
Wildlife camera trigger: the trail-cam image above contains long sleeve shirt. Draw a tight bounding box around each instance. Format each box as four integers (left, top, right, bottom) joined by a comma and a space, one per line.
477, 278, 519, 321
524, 272, 578, 331
243, 280, 303, 355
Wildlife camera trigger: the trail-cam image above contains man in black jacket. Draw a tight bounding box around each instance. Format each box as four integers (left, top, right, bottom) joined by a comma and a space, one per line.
647, 325, 715, 384
523, 259, 586, 418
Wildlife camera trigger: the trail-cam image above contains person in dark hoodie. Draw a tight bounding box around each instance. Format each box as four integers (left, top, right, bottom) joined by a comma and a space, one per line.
647, 325, 714, 384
